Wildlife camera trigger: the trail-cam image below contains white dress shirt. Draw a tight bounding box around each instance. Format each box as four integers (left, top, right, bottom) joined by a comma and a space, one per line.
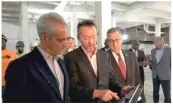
37, 46, 64, 99
81, 46, 97, 76
112, 50, 126, 70
131, 48, 138, 57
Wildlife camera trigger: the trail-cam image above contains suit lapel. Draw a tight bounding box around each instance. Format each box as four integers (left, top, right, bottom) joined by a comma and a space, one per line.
78, 47, 97, 78
152, 48, 157, 63
58, 58, 69, 102
32, 47, 63, 101
108, 50, 126, 84
96, 51, 102, 80
158, 47, 165, 64
122, 50, 130, 83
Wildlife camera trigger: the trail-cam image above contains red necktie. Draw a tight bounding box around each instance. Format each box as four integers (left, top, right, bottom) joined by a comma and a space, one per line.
116, 53, 126, 80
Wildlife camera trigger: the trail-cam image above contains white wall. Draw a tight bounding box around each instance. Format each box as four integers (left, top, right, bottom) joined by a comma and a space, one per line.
2, 21, 39, 53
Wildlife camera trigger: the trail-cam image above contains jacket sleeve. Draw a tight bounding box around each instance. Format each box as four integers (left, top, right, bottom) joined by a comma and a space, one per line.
134, 53, 142, 86
3, 60, 26, 103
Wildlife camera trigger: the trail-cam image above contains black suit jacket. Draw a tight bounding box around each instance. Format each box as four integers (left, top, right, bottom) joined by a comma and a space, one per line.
100, 47, 109, 52
129, 49, 146, 84
3, 47, 69, 103
108, 50, 145, 102
65, 47, 123, 103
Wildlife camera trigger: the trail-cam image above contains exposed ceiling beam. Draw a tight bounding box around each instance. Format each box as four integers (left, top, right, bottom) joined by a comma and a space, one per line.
2, 6, 20, 12
54, 1, 69, 12
116, 23, 143, 29
114, 15, 157, 24
65, 5, 93, 12
2, 12, 19, 18
126, 8, 171, 19
111, 2, 130, 11
129, 1, 156, 12
37, 1, 60, 6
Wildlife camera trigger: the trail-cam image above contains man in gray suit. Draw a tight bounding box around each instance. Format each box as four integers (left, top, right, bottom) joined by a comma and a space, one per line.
150, 36, 171, 103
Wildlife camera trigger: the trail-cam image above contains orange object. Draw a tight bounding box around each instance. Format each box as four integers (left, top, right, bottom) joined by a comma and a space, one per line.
2, 49, 17, 86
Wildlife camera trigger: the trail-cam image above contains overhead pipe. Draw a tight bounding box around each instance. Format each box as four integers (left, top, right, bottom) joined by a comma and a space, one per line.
143, 24, 166, 34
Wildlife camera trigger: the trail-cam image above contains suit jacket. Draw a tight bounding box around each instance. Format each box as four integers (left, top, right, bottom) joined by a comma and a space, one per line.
108, 50, 145, 102
100, 47, 109, 52
3, 47, 69, 103
65, 47, 124, 103
151, 46, 171, 80
129, 49, 146, 84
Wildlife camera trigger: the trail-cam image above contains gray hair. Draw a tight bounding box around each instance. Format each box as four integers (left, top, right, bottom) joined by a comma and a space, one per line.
36, 12, 66, 37
154, 36, 164, 44
107, 27, 124, 37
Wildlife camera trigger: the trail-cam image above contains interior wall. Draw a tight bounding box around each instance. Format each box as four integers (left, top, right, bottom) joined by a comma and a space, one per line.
2, 21, 39, 53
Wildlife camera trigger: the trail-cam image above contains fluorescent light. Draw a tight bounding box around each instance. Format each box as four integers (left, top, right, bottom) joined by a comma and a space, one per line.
122, 34, 128, 40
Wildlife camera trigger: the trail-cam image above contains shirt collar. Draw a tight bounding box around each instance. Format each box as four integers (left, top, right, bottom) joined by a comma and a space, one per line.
81, 46, 97, 57
112, 50, 123, 55
37, 46, 59, 60
131, 48, 137, 52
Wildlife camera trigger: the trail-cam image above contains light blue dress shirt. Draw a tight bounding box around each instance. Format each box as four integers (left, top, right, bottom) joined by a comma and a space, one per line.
155, 45, 164, 63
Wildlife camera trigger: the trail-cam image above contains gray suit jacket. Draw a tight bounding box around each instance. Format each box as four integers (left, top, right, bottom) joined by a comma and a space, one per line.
151, 46, 171, 80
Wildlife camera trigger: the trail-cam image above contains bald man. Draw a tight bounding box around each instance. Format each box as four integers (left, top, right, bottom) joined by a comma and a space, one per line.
150, 36, 171, 103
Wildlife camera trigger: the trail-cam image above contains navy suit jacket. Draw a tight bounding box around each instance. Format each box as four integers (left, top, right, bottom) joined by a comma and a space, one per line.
3, 47, 69, 103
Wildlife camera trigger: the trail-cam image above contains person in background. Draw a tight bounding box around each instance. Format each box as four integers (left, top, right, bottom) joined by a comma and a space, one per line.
150, 36, 171, 103
66, 37, 75, 52
106, 28, 146, 103
3, 12, 69, 103
129, 40, 148, 85
16, 41, 25, 57
100, 38, 110, 51
2, 34, 17, 98
65, 20, 133, 103
30, 41, 38, 51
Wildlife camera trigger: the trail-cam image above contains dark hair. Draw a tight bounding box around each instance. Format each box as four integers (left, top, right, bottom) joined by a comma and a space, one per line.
77, 20, 96, 36
107, 27, 124, 35
67, 37, 74, 40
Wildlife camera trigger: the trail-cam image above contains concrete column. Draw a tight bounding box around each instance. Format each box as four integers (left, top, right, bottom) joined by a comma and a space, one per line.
70, 6, 78, 47
95, 1, 112, 48
155, 19, 161, 37
112, 12, 116, 27
20, 2, 29, 53
169, 23, 171, 47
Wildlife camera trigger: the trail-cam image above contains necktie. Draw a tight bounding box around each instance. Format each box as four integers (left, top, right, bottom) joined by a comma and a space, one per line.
116, 53, 126, 80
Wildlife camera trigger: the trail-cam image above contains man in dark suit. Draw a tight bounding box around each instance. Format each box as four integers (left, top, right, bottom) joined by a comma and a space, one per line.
3, 12, 69, 103
65, 20, 133, 103
129, 40, 148, 85
100, 39, 110, 51
106, 28, 146, 102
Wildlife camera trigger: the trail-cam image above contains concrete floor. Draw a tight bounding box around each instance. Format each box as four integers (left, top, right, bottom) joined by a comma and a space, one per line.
144, 66, 164, 103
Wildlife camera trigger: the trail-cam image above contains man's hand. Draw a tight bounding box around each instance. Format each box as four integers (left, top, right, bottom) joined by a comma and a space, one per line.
121, 85, 135, 95
93, 89, 120, 102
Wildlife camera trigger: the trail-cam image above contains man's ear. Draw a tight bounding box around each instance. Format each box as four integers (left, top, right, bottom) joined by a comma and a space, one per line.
40, 34, 48, 42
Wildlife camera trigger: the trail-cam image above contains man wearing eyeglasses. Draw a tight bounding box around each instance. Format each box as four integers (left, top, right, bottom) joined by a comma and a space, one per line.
106, 28, 146, 103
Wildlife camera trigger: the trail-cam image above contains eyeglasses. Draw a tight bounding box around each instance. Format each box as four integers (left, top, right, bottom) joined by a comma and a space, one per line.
108, 38, 122, 43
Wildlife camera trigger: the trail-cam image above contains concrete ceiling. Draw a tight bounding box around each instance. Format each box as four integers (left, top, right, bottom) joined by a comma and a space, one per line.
2, 1, 171, 28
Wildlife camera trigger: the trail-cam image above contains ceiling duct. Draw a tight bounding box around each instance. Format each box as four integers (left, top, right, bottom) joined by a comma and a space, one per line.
143, 24, 166, 35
